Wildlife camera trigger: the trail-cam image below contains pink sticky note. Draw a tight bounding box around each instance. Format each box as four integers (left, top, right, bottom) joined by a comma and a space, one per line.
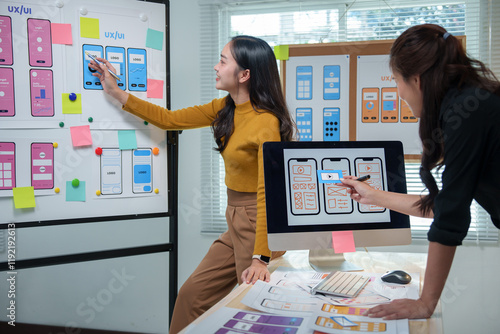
147, 79, 164, 99
70, 125, 93, 147
332, 231, 356, 253
51, 23, 73, 45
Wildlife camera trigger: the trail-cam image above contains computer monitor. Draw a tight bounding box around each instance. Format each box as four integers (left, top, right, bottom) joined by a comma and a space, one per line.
263, 141, 411, 271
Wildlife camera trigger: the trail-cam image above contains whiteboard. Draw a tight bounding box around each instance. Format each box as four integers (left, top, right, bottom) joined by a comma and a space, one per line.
0, 0, 169, 224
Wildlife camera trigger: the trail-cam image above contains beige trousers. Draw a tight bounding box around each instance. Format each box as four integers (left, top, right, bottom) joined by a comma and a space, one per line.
168, 189, 258, 334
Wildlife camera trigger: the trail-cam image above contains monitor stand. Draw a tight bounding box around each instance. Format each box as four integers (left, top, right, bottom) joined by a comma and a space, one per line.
308, 249, 363, 272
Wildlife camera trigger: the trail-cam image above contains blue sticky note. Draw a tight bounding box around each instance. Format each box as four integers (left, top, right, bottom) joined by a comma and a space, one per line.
317, 170, 343, 183
66, 181, 86, 202
146, 28, 163, 51
118, 130, 138, 150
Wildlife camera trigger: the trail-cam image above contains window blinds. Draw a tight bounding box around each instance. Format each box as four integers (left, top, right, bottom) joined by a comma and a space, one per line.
197, 0, 499, 242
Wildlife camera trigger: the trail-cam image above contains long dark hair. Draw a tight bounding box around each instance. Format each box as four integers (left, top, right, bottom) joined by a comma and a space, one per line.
211, 36, 295, 152
389, 24, 500, 215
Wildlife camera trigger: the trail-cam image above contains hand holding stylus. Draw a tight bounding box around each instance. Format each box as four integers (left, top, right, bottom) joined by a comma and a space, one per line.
340, 175, 377, 205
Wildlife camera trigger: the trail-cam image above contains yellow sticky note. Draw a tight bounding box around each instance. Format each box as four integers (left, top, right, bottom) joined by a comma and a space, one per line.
13, 187, 36, 209
80, 17, 99, 39
62, 93, 82, 114
274, 45, 289, 60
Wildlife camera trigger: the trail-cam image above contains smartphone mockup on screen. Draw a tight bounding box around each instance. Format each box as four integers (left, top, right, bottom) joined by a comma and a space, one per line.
27, 18, 52, 67
100, 148, 122, 195
296, 66, 312, 100
0, 16, 13, 65
321, 158, 353, 214
132, 148, 152, 193
400, 99, 418, 123
31, 142, 54, 189
323, 65, 340, 100
323, 108, 340, 141
83, 44, 104, 90
0, 67, 15, 117
106, 46, 126, 90
127, 48, 147, 91
361, 88, 379, 123
296, 108, 312, 141
0, 142, 15, 190
30, 69, 54, 117
381, 87, 398, 123
288, 158, 319, 215
355, 157, 386, 213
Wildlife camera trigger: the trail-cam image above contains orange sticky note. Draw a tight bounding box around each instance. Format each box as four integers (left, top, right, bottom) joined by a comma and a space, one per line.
147, 79, 164, 99
70, 125, 93, 147
51, 23, 73, 44
332, 231, 356, 253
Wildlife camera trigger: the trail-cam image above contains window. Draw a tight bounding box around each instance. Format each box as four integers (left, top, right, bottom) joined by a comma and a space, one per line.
198, 0, 499, 242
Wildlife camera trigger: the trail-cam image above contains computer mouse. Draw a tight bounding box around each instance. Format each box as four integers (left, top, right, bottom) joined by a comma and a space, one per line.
381, 270, 412, 284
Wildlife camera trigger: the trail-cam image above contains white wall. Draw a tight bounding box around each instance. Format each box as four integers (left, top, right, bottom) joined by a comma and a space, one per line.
170, 1, 500, 333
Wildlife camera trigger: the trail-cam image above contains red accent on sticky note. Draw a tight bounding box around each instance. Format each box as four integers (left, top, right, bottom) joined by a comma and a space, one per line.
147, 79, 164, 99
70, 125, 93, 147
332, 231, 356, 253
51, 23, 73, 45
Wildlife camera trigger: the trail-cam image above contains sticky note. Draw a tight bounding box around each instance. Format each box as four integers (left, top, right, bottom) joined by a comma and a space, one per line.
70, 125, 93, 147
66, 180, 86, 202
118, 130, 137, 150
274, 45, 289, 60
147, 79, 164, 99
332, 231, 356, 253
146, 28, 164, 51
13, 187, 36, 209
51, 23, 73, 44
62, 93, 82, 114
80, 17, 99, 39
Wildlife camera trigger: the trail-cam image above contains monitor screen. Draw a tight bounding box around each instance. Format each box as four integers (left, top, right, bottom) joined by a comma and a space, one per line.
263, 141, 411, 259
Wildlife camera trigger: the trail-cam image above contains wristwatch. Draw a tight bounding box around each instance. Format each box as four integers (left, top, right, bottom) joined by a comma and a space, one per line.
252, 255, 270, 264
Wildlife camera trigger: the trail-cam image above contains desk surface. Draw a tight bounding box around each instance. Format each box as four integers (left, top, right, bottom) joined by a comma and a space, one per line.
180, 250, 443, 334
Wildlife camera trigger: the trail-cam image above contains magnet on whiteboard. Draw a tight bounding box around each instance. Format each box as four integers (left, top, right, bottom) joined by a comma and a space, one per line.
55, 0, 64, 8
152, 147, 160, 155
95, 147, 103, 155
53, 142, 58, 148
72, 179, 80, 187
80, 7, 88, 15
69, 92, 77, 101
59, 122, 64, 127
96, 190, 101, 196
154, 188, 159, 194
88, 117, 93, 123
140, 13, 148, 22
55, 187, 60, 193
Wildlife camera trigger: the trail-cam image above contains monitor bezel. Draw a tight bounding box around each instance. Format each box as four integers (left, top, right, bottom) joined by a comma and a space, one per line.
264, 141, 410, 235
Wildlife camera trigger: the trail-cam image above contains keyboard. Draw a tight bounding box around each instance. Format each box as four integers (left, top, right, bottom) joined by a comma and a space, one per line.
311, 271, 370, 298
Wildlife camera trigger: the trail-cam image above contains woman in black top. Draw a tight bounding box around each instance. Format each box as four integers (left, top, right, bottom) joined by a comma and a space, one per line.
342, 24, 500, 319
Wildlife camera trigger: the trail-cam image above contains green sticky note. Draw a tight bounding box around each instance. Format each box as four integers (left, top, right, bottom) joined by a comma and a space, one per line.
13, 187, 36, 209
66, 180, 86, 202
118, 130, 137, 150
274, 45, 289, 60
80, 17, 99, 39
146, 28, 164, 51
62, 93, 82, 114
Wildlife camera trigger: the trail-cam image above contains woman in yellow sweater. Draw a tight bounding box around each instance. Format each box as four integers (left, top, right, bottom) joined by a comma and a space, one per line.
89, 36, 295, 333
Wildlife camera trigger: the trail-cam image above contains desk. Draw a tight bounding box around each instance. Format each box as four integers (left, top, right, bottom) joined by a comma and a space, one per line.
179, 250, 443, 334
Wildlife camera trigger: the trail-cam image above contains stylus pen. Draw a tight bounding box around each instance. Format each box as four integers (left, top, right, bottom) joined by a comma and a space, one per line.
85, 52, 121, 81
356, 175, 371, 182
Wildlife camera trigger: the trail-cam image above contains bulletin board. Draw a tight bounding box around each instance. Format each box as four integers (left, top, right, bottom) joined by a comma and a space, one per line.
281, 37, 466, 159
0, 0, 169, 225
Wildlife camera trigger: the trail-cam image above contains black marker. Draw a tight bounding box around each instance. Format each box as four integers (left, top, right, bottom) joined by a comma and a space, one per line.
356, 175, 371, 182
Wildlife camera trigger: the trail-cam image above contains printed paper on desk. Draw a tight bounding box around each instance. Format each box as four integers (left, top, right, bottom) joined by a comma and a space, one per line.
308, 301, 410, 334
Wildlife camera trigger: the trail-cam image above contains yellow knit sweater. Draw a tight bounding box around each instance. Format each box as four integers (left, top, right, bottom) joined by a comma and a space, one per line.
123, 94, 280, 257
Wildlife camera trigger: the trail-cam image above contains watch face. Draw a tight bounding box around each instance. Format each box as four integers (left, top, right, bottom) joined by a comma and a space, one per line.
260, 255, 270, 264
